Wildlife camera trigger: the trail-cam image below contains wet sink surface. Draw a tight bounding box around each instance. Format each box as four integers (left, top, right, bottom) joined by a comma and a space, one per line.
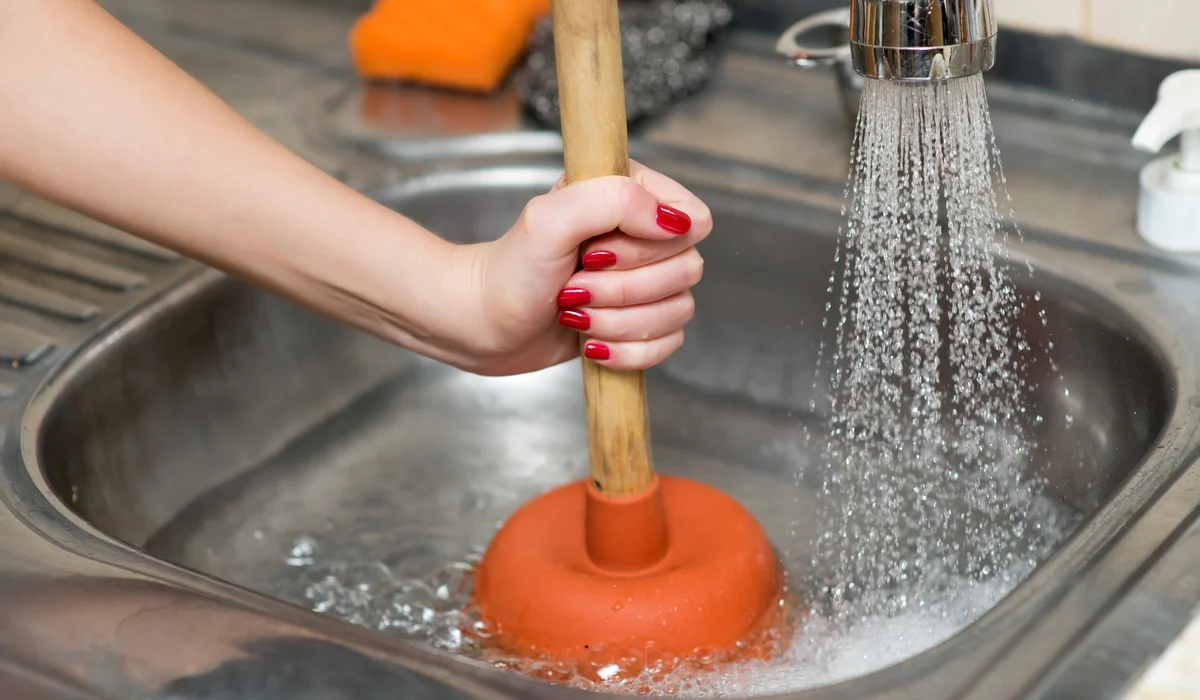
30, 163, 1184, 696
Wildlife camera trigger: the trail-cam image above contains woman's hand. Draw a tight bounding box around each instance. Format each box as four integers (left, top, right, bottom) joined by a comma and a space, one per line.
459, 161, 711, 377
0, 1, 708, 379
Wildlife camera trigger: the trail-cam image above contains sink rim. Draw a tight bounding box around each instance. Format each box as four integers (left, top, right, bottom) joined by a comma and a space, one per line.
11, 158, 1199, 699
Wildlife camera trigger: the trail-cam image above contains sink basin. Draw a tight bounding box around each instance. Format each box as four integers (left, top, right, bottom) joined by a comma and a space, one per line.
25, 162, 1188, 698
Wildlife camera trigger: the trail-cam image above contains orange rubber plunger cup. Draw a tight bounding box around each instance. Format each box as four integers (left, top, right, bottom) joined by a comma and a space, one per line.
470, 0, 788, 669
473, 476, 786, 662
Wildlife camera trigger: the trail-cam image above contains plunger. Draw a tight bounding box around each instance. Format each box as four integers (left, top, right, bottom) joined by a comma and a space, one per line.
470, 0, 787, 667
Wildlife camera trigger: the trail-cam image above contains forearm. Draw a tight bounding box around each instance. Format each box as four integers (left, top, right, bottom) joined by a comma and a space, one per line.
0, 0, 473, 360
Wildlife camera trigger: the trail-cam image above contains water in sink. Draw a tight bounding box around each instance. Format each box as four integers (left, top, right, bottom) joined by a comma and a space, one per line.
146, 358, 1073, 695
144, 77, 1085, 695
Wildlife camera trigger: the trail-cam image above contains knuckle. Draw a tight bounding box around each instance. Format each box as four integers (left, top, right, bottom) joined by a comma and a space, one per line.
668, 330, 686, 356
612, 277, 632, 307
622, 343, 650, 370
608, 177, 643, 221
521, 194, 553, 238
683, 249, 705, 285
677, 292, 696, 324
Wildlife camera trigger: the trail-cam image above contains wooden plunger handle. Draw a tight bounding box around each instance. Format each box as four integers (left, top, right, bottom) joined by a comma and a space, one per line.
552, 0, 655, 497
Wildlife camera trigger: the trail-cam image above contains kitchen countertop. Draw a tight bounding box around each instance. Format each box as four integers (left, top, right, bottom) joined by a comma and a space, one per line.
1, 0, 1195, 697
1127, 605, 1200, 700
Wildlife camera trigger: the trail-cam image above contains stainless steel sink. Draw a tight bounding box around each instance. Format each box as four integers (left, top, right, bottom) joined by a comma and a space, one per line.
11, 153, 1200, 699
0, 5, 1198, 696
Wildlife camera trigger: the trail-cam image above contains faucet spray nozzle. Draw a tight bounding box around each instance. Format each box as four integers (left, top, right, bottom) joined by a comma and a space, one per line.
849, 0, 997, 82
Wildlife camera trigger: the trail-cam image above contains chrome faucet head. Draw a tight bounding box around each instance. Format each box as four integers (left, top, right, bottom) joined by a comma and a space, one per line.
774, 1, 997, 123
850, 0, 997, 81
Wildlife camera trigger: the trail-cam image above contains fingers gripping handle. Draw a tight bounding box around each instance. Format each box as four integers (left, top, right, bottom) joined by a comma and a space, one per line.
552, 0, 655, 496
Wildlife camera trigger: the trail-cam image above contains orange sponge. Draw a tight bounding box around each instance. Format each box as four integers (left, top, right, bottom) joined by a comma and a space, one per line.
350, 0, 552, 93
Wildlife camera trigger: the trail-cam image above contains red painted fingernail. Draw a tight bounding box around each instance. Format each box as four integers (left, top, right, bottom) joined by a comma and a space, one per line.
558, 309, 591, 331
584, 342, 611, 361
582, 251, 617, 271
557, 288, 591, 307
656, 204, 692, 235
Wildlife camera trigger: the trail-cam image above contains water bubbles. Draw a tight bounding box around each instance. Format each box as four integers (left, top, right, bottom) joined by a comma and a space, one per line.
431, 561, 473, 601
285, 535, 318, 566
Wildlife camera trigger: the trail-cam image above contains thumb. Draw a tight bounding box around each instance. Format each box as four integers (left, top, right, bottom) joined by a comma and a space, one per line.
519, 175, 692, 262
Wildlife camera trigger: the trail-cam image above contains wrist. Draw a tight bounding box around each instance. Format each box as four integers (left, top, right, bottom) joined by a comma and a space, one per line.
309, 217, 500, 372
436, 240, 506, 370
